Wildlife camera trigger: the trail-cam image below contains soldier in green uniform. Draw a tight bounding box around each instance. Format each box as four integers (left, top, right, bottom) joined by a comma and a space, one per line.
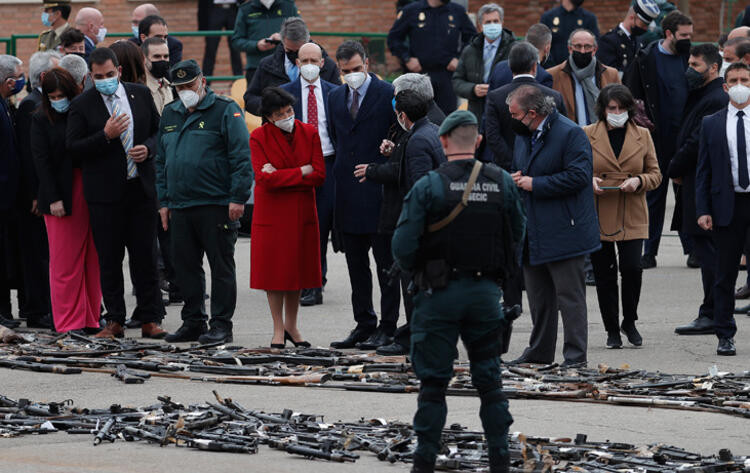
155, 60, 253, 345
37, 0, 72, 52
391, 110, 526, 473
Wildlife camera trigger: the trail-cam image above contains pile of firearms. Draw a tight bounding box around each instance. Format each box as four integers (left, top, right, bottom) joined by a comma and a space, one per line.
1, 331, 750, 419
1, 392, 749, 472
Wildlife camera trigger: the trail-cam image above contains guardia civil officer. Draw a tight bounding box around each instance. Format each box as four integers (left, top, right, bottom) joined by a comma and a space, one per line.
387, 0, 476, 114
155, 60, 253, 345
391, 110, 526, 473
541, 0, 600, 67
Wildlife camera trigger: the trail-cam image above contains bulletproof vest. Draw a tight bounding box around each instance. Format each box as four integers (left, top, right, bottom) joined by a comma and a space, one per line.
420, 161, 507, 274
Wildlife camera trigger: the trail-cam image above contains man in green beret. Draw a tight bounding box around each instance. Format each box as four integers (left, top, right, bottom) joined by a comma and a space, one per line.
37, 0, 72, 52
155, 59, 253, 345
391, 110, 525, 473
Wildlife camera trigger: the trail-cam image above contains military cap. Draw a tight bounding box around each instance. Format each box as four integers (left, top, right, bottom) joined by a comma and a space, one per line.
170, 59, 202, 86
438, 110, 478, 136
42, 0, 70, 6
633, 0, 660, 24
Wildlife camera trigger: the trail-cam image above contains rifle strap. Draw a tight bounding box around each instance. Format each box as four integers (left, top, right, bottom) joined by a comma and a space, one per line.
428, 160, 483, 233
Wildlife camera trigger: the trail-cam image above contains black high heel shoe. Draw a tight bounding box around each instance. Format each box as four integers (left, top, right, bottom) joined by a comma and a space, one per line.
284, 330, 311, 348
270, 340, 285, 349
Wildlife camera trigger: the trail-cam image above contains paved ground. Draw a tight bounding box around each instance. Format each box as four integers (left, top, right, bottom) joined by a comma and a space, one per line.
2, 198, 750, 472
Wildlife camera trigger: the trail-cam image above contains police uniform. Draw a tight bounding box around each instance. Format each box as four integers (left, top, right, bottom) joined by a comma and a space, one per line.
387, 0, 476, 115
155, 60, 253, 344
540, 3, 600, 67
391, 111, 526, 473
596, 0, 660, 73
36, 0, 71, 52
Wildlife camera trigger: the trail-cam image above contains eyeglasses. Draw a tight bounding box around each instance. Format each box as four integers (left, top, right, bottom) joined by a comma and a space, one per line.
570, 43, 595, 52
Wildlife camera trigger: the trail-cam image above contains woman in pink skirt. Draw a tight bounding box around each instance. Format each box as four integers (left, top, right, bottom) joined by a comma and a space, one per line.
31, 68, 101, 334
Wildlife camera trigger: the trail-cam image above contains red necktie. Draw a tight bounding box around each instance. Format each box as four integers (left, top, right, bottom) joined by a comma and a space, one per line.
307, 84, 318, 130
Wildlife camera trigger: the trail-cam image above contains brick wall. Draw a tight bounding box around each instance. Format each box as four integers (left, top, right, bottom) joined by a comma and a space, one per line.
0, 0, 729, 81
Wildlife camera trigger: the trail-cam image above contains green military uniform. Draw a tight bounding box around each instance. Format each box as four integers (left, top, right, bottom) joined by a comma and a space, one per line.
230, 0, 299, 73
392, 111, 526, 472
37, 0, 72, 52
155, 60, 252, 337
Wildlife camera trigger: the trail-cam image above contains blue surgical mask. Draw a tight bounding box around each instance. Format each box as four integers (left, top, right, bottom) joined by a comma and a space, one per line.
41, 12, 53, 27
132, 25, 139, 38
10, 75, 25, 96
94, 76, 119, 95
483, 23, 503, 41
391, 97, 396, 111
50, 97, 70, 113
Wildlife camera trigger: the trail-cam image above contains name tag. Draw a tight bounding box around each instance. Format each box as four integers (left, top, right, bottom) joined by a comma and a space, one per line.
163, 125, 177, 133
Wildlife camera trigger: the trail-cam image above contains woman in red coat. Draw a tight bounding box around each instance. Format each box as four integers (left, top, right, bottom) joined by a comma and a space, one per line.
250, 87, 326, 348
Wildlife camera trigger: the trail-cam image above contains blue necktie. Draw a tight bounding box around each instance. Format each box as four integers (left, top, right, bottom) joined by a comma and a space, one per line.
738, 110, 748, 189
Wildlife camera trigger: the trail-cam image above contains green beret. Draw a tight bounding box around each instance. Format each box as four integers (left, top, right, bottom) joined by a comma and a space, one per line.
170, 59, 202, 86
438, 110, 478, 136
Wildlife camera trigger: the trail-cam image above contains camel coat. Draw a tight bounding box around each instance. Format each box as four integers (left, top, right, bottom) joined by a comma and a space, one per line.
549, 60, 621, 124
584, 121, 661, 242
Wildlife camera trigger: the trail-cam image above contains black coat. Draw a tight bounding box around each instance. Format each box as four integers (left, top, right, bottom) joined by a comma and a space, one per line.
668, 77, 728, 235
0, 98, 19, 212
483, 76, 567, 170
243, 44, 341, 116
30, 110, 74, 215
15, 88, 42, 210
66, 82, 161, 204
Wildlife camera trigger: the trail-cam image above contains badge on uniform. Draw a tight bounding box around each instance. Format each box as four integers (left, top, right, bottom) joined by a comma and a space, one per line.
199, 121, 205, 129
233, 112, 242, 118
419, 11, 426, 21
418, 23, 425, 28
621, 44, 626, 49
448, 14, 454, 21
553, 17, 560, 26
577, 19, 583, 25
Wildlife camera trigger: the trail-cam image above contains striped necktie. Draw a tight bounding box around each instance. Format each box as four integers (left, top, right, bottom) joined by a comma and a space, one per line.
107, 94, 137, 179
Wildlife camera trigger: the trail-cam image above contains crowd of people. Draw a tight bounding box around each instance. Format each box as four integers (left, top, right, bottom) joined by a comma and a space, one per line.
3, 0, 750, 472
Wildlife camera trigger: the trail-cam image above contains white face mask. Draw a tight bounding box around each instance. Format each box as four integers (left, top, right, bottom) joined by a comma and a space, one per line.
720, 61, 729, 78
178, 89, 201, 109
260, 0, 275, 9
95, 26, 107, 44
275, 114, 295, 133
728, 84, 750, 104
344, 71, 366, 90
397, 111, 409, 131
300, 64, 320, 82
606, 111, 629, 128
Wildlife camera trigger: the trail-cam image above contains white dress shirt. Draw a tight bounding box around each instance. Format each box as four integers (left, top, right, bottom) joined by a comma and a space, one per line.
301, 77, 335, 157
101, 82, 134, 149
726, 102, 750, 192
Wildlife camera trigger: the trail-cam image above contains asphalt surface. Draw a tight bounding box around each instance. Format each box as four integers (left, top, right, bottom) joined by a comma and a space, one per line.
2, 203, 750, 472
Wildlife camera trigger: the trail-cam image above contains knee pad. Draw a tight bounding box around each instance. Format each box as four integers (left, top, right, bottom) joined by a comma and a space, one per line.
418, 378, 449, 403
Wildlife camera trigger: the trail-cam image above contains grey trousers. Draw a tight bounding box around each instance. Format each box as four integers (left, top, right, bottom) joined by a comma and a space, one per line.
521, 255, 588, 364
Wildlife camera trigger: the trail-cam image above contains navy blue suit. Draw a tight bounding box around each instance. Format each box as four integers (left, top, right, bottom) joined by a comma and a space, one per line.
327, 73, 400, 331
281, 77, 336, 287
696, 108, 748, 340
83, 36, 95, 61
488, 61, 554, 91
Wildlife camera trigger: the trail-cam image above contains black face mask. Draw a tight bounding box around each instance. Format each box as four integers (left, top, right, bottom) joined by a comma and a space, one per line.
70, 52, 86, 59
572, 50, 593, 68
440, 0, 450, 4
631, 25, 648, 37
675, 38, 692, 55
149, 60, 170, 79
285, 49, 298, 63
684, 67, 706, 91
570, 0, 584, 7
510, 113, 533, 136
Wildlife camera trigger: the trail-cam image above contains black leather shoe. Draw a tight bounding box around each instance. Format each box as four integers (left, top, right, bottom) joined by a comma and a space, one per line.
585, 270, 596, 286
620, 322, 642, 346
198, 326, 233, 344
168, 291, 184, 304
356, 328, 394, 350
124, 318, 143, 329
734, 303, 750, 314
300, 288, 323, 306
507, 354, 549, 365
27, 314, 54, 330
735, 283, 750, 299
640, 254, 656, 269
560, 359, 587, 368
674, 316, 715, 335
330, 327, 374, 349
376, 341, 409, 356
411, 454, 435, 473
0, 315, 20, 329
165, 324, 207, 343
717, 337, 736, 356
686, 253, 701, 268
606, 331, 622, 349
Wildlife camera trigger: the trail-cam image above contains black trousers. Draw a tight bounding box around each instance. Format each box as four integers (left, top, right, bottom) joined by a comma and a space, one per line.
88, 181, 161, 325
501, 269, 523, 309
691, 234, 716, 319
201, 3, 243, 77
316, 157, 335, 287
712, 193, 750, 339
426, 69, 457, 115
170, 205, 238, 331
393, 271, 414, 346
245, 68, 257, 85
342, 232, 400, 332
16, 208, 50, 318
590, 239, 642, 334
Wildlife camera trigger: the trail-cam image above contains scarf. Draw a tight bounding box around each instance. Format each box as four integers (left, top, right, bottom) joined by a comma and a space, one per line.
568, 55, 600, 124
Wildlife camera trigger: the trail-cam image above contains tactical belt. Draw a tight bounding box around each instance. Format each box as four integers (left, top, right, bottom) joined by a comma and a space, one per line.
428, 160, 483, 233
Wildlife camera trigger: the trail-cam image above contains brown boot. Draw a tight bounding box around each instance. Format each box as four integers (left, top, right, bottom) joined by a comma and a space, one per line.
95, 321, 124, 339
141, 322, 167, 339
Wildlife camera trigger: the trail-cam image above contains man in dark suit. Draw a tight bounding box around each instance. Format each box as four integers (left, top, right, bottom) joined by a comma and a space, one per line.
488, 23, 554, 91
73, 7, 105, 60
129, 5, 183, 67
280, 42, 337, 307
668, 45, 727, 336
484, 42, 567, 171
327, 40, 400, 350
66, 47, 166, 339
696, 62, 750, 356
244, 18, 340, 116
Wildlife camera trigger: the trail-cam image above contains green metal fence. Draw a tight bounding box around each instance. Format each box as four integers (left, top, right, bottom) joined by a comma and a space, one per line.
0, 30, 388, 82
